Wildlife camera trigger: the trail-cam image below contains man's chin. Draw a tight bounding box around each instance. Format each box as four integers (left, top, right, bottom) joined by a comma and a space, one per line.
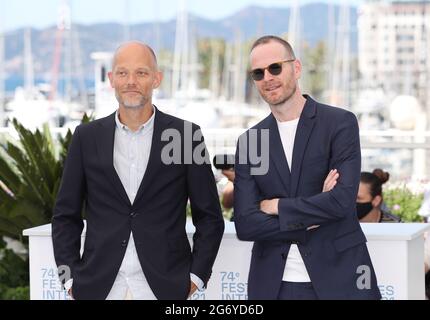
271, 99, 289, 107
264, 92, 296, 107
123, 104, 145, 109
263, 96, 287, 106
122, 99, 147, 109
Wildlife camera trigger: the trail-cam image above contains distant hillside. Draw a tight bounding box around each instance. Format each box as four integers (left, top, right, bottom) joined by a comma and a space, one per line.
2, 3, 358, 88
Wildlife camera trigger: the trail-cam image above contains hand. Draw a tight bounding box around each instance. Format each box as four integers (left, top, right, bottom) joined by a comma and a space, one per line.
188, 281, 198, 298
222, 169, 235, 182
68, 288, 74, 300
323, 169, 339, 192
260, 199, 279, 215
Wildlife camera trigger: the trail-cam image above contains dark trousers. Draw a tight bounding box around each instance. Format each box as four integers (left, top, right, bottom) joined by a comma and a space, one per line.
277, 282, 318, 300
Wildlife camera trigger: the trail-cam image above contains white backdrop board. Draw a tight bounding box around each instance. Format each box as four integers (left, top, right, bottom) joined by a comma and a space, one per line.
23, 222, 430, 300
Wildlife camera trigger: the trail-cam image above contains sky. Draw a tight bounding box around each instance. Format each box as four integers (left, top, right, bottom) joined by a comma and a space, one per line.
0, 0, 363, 32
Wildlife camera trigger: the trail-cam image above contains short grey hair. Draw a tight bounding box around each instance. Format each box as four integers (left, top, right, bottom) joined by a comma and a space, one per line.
250, 35, 296, 59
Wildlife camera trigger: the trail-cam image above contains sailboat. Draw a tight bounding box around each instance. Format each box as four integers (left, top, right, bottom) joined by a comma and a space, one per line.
92, 0, 266, 130
5, 28, 63, 129
5, 0, 87, 130
328, 3, 351, 108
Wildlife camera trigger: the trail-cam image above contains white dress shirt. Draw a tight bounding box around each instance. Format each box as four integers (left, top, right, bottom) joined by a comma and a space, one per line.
277, 118, 311, 283
66, 107, 203, 299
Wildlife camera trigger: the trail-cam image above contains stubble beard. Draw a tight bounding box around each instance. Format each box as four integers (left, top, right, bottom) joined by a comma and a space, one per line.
116, 92, 148, 110
263, 83, 297, 108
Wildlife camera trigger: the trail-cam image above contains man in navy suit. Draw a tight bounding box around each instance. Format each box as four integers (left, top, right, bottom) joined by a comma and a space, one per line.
52, 42, 224, 300
234, 35, 381, 300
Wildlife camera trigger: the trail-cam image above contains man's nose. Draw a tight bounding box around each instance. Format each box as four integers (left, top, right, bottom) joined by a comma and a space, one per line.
263, 69, 275, 81
126, 74, 137, 85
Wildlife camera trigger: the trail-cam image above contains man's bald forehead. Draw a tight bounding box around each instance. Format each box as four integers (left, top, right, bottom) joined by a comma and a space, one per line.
112, 41, 158, 69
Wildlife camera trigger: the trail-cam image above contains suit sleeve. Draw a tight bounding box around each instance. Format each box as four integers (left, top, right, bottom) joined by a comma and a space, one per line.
187, 124, 225, 286
278, 111, 361, 231
233, 132, 308, 243
51, 126, 86, 284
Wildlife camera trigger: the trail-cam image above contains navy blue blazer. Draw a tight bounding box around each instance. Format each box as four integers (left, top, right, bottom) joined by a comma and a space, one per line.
234, 95, 381, 300
52, 107, 224, 300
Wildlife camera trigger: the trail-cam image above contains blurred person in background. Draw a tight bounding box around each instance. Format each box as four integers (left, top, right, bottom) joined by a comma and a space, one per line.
357, 169, 401, 223
358, 169, 430, 299
221, 169, 235, 211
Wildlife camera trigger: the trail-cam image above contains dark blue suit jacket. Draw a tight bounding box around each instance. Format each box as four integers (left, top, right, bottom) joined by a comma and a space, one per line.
52, 107, 224, 300
234, 96, 381, 300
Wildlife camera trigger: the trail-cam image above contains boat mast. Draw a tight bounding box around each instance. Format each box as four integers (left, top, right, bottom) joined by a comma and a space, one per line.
123, 0, 131, 41
23, 28, 35, 96
0, 8, 5, 119
330, 3, 350, 108
172, 0, 189, 99
288, 0, 301, 58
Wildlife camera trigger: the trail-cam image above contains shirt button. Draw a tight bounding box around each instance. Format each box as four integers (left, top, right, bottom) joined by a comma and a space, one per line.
130, 212, 137, 218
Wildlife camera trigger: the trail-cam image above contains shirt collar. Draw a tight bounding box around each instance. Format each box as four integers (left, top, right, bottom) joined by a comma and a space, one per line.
115, 106, 156, 134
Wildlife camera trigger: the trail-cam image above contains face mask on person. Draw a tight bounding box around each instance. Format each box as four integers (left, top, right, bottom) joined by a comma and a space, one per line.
356, 202, 373, 219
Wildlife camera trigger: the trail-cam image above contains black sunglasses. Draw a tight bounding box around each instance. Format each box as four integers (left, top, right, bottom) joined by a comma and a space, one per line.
250, 59, 296, 81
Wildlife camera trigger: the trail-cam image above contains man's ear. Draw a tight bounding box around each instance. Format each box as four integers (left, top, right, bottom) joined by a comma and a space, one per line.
108, 71, 114, 88
294, 59, 302, 80
372, 195, 382, 208
153, 71, 163, 89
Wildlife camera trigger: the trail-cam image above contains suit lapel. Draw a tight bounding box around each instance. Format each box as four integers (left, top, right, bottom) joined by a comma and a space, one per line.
96, 113, 131, 206
268, 114, 291, 194
290, 96, 317, 197
133, 107, 172, 205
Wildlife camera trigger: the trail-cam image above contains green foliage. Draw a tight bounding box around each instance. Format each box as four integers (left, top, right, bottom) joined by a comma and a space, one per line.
0, 115, 91, 242
0, 286, 30, 300
0, 238, 29, 299
187, 199, 232, 221
0, 115, 92, 299
383, 187, 424, 222
221, 206, 233, 221
198, 38, 226, 90
302, 41, 327, 100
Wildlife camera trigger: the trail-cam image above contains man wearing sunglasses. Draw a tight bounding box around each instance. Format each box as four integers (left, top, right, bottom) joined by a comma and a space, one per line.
233, 35, 381, 300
